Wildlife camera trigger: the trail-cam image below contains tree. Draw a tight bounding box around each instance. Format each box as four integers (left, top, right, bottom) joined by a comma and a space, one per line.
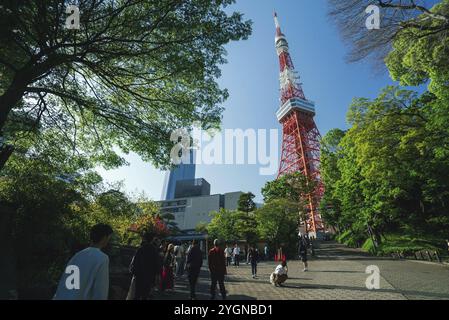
0, 148, 99, 292
385, 0, 449, 150
235, 192, 258, 244
326, 0, 449, 251
237, 192, 256, 213
255, 198, 299, 257
195, 222, 208, 234
321, 86, 449, 248
0, 0, 252, 170
132, 214, 171, 239
206, 208, 239, 243
319, 128, 346, 232
0, 138, 166, 295
234, 210, 259, 245
261, 172, 316, 224
327, 0, 449, 65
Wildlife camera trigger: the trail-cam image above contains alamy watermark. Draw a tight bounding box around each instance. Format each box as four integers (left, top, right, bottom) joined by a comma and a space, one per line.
65, 265, 80, 290
365, 265, 380, 290
170, 123, 279, 176
65, 4, 80, 30
365, 5, 381, 30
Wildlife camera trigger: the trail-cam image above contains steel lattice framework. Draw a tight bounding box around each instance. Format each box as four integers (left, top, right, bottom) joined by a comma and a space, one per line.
274, 12, 325, 234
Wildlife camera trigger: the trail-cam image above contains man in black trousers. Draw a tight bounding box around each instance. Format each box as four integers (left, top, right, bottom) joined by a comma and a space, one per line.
186, 239, 203, 300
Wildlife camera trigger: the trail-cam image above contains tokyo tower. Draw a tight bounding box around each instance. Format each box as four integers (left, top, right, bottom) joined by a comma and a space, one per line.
274, 12, 325, 235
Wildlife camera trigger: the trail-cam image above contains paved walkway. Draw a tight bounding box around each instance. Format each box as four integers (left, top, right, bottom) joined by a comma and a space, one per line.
154, 242, 449, 300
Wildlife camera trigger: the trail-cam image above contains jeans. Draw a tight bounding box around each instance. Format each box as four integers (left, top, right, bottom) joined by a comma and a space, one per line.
210, 273, 226, 299
233, 255, 239, 266
251, 261, 257, 276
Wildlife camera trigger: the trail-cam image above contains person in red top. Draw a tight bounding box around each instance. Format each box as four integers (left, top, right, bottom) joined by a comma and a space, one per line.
208, 239, 227, 300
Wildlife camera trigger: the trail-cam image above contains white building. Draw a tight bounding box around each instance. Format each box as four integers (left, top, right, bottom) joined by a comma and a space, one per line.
158, 191, 243, 231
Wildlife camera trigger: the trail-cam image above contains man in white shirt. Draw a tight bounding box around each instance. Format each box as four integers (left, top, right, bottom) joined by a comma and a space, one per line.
54, 223, 113, 300
225, 245, 232, 266
232, 244, 241, 267
270, 261, 288, 287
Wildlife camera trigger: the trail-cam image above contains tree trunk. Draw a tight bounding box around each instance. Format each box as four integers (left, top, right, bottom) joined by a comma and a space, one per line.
0, 144, 14, 171
367, 225, 381, 250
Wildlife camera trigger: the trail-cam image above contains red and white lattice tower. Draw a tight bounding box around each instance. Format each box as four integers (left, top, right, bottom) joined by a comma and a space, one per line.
274, 12, 325, 235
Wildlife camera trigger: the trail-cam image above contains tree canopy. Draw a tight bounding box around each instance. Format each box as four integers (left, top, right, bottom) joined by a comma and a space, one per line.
0, 0, 252, 170
327, 0, 449, 64
237, 192, 256, 213
320, 86, 449, 249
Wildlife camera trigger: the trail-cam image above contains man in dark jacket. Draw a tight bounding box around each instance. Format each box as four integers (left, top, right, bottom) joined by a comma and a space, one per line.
298, 235, 308, 272
208, 239, 227, 300
186, 239, 203, 300
131, 233, 160, 299
248, 246, 259, 279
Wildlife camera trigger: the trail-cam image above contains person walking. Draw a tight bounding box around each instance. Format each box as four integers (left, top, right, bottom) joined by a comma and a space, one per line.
276, 246, 284, 262
54, 224, 113, 300
304, 233, 315, 256
160, 244, 175, 293
186, 241, 193, 256
264, 244, 269, 261
174, 242, 186, 278
248, 245, 259, 279
129, 232, 160, 300
299, 235, 309, 272
186, 239, 203, 300
270, 260, 288, 287
208, 239, 227, 300
233, 243, 240, 267
225, 244, 232, 267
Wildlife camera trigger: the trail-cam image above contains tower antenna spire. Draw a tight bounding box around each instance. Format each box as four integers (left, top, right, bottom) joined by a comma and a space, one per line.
273, 10, 282, 36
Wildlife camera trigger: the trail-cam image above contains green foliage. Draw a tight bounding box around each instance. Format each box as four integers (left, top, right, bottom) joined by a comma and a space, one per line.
237, 192, 256, 213
0, 149, 166, 291
257, 172, 319, 255
325, 1, 449, 255
335, 230, 365, 248
254, 198, 299, 256
195, 222, 209, 234
0, 0, 252, 170
321, 86, 449, 250
234, 211, 259, 244
362, 235, 442, 256
206, 208, 259, 244
261, 172, 315, 221
206, 208, 240, 243
386, 0, 449, 103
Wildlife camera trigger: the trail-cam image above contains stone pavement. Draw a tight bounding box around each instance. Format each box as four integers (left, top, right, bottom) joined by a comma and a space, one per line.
153, 242, 449, 300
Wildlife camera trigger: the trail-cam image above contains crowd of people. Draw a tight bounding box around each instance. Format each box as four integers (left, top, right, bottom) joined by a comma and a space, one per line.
128, 235, 203, 299
53, 223, 313, 300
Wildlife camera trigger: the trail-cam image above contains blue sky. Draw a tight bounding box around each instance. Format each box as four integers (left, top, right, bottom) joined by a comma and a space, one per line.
98, 0, 397, 203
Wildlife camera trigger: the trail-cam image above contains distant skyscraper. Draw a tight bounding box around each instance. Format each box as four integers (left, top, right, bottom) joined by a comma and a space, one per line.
161, 149, 196, 200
